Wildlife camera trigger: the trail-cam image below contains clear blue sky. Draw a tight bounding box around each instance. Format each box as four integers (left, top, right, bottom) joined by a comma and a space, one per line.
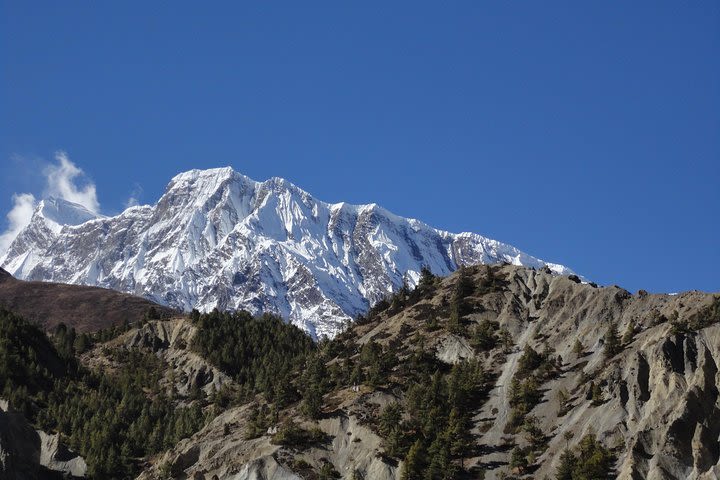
1, 1, 718, 293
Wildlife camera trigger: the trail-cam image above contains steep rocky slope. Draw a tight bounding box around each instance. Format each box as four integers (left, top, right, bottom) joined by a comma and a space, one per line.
80, 317, 234, 398
0, 401, 87, 479
0, 167, 572, 338
2, 266, 717, 479
134, 265, 719, 480
0, 267, 175, 332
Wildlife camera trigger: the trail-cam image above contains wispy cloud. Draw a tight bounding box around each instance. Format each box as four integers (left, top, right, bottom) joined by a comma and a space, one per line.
44, 151, 100, 213
124, 183, 143, 208
0, 193, 37, 256
0, 151, 102, 256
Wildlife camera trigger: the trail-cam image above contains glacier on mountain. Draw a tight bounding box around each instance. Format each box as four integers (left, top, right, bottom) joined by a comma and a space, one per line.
1, 167, 574, 338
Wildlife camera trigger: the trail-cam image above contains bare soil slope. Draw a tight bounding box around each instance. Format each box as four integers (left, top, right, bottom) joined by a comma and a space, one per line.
0, 268, 175, 332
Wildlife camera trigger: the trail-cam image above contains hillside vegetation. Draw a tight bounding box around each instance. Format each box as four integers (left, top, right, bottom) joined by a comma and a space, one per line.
140, 265, 719, 480
2, 264, 720, 480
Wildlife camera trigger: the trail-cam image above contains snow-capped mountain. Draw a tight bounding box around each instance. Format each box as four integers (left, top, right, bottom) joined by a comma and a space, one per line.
1, 167, 574, 338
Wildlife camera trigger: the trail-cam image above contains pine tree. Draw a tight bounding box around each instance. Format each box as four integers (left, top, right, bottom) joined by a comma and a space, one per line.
301, 386, 323, 419
603, 322, 621, 359
556, 448, 577, 480
522, 415, 546, 451
425, 432, 453, 480
379, 402, 403, 436
557, 388, 571, 416
517, 345, 543, 377
455, 265, 475, 299
447, 266, 474, 335
510, 446, 528, 474
446, 407, 473, 467
383, 427, 404, 459
573, 433, 615, 479
350, 362, 363, 386
591, 382, 604, 406
622, 321, 636, 345
471, 319, 498, 351
273, 375, 296, 408
448, 306, 463, 335
401, 440, 425, 480
419, 266, 434, 288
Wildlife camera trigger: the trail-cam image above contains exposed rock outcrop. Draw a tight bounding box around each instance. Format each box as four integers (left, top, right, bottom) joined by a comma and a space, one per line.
83, 317, 233, 397
133, 267, 719, 479
0, 402, 86, 479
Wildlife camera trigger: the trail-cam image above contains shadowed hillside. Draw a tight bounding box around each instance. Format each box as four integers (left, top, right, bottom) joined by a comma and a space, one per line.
0, 268, 176, 332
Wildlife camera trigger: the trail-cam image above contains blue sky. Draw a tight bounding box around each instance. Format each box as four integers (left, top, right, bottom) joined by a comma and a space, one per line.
1, 1, 718, 293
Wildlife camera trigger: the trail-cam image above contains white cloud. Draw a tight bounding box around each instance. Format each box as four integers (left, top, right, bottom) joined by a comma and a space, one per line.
43, 151, 100, 213
0, 193, 37, 256
0, 152, 102, 256
124, 184, 143, 209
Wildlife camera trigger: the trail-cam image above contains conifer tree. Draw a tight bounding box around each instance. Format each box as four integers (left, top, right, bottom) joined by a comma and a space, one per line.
418, 266, 435, 293
510, 446, 528, 473
401, 440, 425, 480
446, 407, 473, 467
622, 321, 636, 345
301, 386, 323, 419
603, 322, 621, 359
556, 449, 577, 480
425, 431, 453, 479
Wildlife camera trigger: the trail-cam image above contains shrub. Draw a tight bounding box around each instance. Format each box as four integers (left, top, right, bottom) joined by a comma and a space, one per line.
271, 422, 326, 447
603, 323, 621, 359
470, 320, 499, 351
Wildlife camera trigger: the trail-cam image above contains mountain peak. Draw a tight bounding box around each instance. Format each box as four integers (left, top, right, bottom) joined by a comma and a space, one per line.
2, 167, 576, 338
169, 166, 238, 184
34, 197, 103, 233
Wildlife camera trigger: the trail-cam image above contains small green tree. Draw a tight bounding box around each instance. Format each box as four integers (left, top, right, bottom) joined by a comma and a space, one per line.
417, 266, 436, 295
447, 266, 474, 335
522, 415, 546, 452
448, 307, 463, 335
499, 327, 513, 353
471, 319, 498, 351
590, 382, 604, 406
318, 461, 341, 480
510, 446, 528, 474
425, 315, 440, 331
517, 345, 543, 378
557, 388, 571, 416
401, 440, 425, 480
301, 386, 323, 419
555, 448, 577, 480
621, 321, 636, 345
446, 407, 473, 467
603, 322, 621, 359
379, 402, 403, 436
383, 427, 405, 459
573, 433, 615, 479
425, 432, 455, 480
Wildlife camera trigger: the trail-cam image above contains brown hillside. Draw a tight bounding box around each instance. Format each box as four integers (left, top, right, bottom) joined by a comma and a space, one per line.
0, 268, 176, 332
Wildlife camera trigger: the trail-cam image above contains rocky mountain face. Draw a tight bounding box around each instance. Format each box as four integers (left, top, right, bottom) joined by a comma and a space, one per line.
1, 266, 718, 479
81, 317, 234, 399
132, 265, 719, 480
0, 167, 572, 338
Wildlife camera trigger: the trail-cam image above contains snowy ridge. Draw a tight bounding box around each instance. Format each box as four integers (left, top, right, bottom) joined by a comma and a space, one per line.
1, 167, 574, 338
